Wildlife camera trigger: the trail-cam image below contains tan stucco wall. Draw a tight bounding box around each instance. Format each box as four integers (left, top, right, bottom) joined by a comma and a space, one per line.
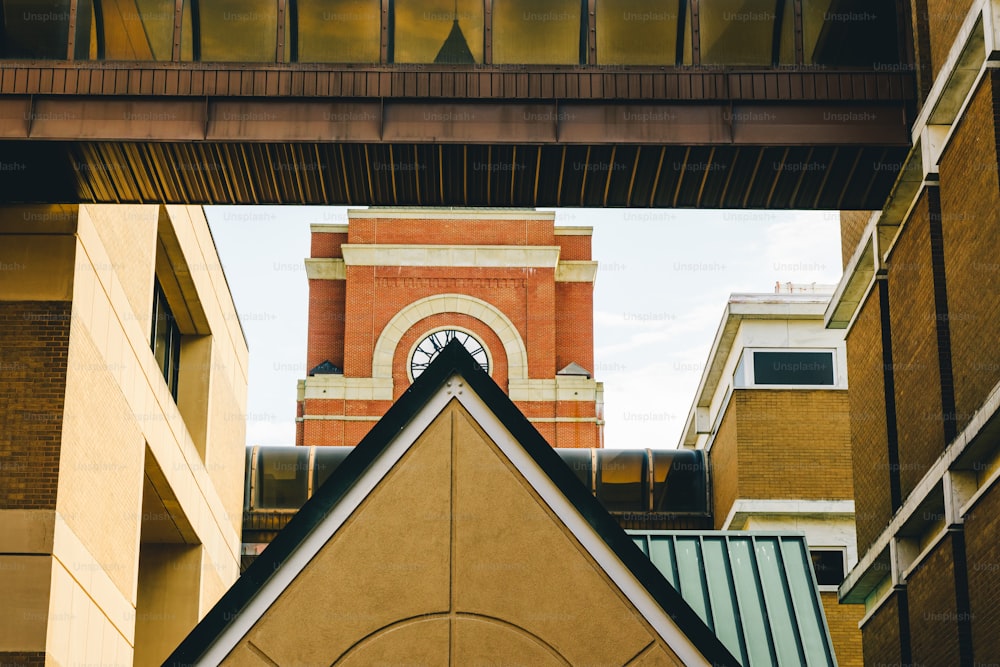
0, 204, 249, 663
225, 401, 684, 665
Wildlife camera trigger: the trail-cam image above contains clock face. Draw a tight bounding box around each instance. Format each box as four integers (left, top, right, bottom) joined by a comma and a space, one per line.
410, 329, 489, 379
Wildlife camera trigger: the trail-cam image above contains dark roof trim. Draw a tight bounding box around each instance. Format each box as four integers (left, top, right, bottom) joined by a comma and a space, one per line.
166, 340, 738, 666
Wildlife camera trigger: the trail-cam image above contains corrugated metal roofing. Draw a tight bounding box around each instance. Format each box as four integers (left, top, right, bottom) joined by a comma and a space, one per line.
630, 531, 836, 667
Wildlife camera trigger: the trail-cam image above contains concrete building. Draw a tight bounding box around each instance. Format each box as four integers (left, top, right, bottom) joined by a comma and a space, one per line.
829, 2, 1000, 663
679, 288, 863, 666
0, 205, 248, 666
297, 208, 603, 449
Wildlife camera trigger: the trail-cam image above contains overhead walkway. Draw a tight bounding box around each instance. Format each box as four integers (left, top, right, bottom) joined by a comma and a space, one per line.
0, 0, 916, 209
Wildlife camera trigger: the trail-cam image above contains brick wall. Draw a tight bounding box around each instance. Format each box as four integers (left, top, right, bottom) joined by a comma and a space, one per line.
924, 0, 975, 81
939, 74, 1000, 435
342, 266, 537, 378
311, 230, 346, 258
555, 233, 591, 261
821, 592, 863, 667
847, 288, 894, 554
306, 279, 346, 371
0, 302, 71, 509
907, 533, 962, 666
964, 481, 1000, 663
840, 211, 872, 270
735, 390, 853, 501
709, 406, 738, 529
0, 653, 45, 665
555, 282, 595, 373
347, 216, 554, 246
861, 592, 904, 666
887, 190, 945, 500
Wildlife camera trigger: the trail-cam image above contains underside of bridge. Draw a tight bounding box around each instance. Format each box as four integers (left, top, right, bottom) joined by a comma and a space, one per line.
0, 0, 917, 209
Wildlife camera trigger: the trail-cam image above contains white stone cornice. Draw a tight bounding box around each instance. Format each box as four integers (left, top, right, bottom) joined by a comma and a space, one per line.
554, 226, 593, 236
555, 260, 598, 283
304, 258, 346, 280
508, 378, 602, 402
309, 224, 348, 234
347, 208, 555, 220
301, 375, 394, 401
341, 244, 561, 268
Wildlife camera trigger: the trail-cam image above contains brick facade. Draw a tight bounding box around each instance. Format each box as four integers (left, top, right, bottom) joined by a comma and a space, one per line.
839, 211, 871, 270
0, 301, 71, 510
887, 190, 946, 500
939, 74, 1000, 436
862, 592, 905, 666
906, 533, 963, 666
924, 0, 975, 80
847, 288, 895, 555
821, 592, 863, 667
734, 390, 853, 501
298, 210, 601, 449
964, 482, 1000, 663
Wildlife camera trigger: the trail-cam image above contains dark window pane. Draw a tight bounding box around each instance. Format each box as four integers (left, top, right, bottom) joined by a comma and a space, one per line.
651, 449, 707, 513
194, 0, 277, 62
257, 447, 309, 509
597, 0, 680, 65
810, 549, 845, 586
753, 351, 835, 385
151, 278, 181, 400
312, 446, 354, 491
555, 449, 593, 492
803, 0, 900, 67
394, 0, 482, 64
595, 449, 646, 512
493, 0, 581, 65
699, 0, 793, 66
296, 0, 379, 63
1, 0, 72, 59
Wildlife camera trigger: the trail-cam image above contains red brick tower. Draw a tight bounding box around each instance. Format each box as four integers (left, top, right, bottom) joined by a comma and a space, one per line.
296, 208, 603, 449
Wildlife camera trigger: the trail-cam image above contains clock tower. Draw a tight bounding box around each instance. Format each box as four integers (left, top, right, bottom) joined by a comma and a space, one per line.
296, 208, 603, 449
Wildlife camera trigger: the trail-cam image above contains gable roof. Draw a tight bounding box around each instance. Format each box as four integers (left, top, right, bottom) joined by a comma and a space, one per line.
166, 340, 739, 666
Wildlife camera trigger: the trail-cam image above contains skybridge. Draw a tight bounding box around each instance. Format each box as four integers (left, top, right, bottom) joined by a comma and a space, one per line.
0, 0, 916, 209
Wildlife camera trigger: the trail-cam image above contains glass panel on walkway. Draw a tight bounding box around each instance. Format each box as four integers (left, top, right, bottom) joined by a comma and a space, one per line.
699, 0, 793, 66
296, 0, 380, 63
195, 0, 277, 62
394, 0, 483, 64
597, 0, 682, 65
492, 0, 582, 65
80, 0, 175, 60
0, 0, 72, 59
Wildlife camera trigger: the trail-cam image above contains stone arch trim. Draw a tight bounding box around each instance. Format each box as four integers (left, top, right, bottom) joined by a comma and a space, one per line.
372, 294, 528, 380
332, 612, 573, 665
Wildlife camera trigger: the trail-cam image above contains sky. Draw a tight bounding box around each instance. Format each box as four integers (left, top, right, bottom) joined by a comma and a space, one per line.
206, 206, 844, 449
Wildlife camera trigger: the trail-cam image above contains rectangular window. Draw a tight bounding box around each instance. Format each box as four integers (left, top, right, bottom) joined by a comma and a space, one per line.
753, 350, 835, 386
151, 278, 181, 401
810, 548, 847, 587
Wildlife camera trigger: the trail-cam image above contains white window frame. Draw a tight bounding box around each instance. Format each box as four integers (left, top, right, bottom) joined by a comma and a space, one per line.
809, 546, 849, 591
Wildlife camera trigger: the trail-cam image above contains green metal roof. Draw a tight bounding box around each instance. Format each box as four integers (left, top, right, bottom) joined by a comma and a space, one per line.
630, 531, 837, 667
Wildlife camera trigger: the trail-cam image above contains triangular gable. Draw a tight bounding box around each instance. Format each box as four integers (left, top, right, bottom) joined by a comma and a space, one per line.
167, 341, 738, 666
